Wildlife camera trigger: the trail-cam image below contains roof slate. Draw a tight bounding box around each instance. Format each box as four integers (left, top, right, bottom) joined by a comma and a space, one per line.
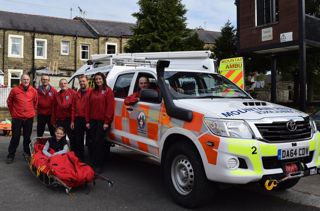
0, 11, 221, 44
85, 19, 135, 37
195, 29, 221, 44
0, 11, 96, 38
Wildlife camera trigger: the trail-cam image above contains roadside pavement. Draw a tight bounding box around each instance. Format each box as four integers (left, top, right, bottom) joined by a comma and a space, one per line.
267, 175, 320, 208
0, 128, 320, 209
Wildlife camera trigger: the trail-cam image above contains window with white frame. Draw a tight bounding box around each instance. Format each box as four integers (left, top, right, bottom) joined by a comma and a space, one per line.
8, 69, 23, 87
106, 43, 117, 54
256, 0, 279, 26
80, 44, 89, 60
35, 38, 47, 59
61, 41, 70, 55
8, 35, 24, 58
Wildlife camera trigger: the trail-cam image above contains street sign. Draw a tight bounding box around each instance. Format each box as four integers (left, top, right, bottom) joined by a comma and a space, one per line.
262, 27, 273, 41
280, 32, 293, 43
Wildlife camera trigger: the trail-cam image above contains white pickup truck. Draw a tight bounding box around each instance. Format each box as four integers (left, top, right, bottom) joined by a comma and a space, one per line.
69, 51, 320, 208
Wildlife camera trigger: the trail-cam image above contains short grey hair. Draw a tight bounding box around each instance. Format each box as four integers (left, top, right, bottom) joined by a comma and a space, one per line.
20, 73, 30, 80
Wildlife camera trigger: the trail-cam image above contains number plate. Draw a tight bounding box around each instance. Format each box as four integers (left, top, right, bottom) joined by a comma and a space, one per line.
277, 147, 309, 160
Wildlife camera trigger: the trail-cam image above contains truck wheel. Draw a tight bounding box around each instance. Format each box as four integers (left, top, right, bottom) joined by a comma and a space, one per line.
163, 142, 215, 208
274, 178, 300, 191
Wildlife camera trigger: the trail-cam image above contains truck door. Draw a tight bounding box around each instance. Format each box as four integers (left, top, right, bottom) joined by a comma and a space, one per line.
125, 72, 161, 157
111, 72, 135, 144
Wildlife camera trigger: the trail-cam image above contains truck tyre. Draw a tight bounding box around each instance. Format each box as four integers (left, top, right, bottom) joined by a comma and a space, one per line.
163, 142, 215, 208
274, 178, 300, 191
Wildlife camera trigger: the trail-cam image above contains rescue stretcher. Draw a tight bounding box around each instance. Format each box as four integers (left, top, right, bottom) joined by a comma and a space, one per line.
0, 123, 11, 136
24, 137, 113, 194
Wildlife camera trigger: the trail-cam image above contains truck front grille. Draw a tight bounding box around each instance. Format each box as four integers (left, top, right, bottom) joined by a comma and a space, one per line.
262, 151, 314, 169
255, 118, 312, 142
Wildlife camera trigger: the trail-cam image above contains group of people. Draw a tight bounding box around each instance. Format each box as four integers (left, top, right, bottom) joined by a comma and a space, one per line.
6, 72, 114, 173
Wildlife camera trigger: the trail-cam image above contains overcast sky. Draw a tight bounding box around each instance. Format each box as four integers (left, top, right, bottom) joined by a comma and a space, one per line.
0, 0, 236, 31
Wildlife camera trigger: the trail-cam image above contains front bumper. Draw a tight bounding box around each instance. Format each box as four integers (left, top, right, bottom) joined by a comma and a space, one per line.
204, 132, 320, 184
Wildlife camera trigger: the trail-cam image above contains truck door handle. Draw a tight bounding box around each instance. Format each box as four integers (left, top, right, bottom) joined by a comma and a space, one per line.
126, 107, 133, 111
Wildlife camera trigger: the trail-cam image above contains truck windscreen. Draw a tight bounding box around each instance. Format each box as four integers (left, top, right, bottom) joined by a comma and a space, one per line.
164, 71, 250, 99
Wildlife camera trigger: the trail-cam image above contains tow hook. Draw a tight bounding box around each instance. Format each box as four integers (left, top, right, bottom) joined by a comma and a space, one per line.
264, 171, 304, 191
264, 179, 278, 191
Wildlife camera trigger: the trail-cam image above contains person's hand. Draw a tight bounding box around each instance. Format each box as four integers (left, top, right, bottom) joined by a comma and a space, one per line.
86, 123, 90, 129
70, 122, 74, 130
103, 124, 109, 130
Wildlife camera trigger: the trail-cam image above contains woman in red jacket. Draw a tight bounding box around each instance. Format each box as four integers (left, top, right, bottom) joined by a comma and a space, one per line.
86, 72, 114, 173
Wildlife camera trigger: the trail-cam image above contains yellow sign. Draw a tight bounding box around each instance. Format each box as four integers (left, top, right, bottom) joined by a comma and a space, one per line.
219, 57, 244, 90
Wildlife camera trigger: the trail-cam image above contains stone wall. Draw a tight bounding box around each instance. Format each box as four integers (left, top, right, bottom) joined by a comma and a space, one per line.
0, 29, 126, 86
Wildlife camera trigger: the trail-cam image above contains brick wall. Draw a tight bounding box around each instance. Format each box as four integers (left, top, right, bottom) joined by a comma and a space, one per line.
239, 0, 299, 50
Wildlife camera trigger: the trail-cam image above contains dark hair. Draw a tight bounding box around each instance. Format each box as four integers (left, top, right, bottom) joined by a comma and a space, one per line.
41, 74, 50, 78
79, 74, 89, 80
93, 72, 107, 90
55, 126, 65, 134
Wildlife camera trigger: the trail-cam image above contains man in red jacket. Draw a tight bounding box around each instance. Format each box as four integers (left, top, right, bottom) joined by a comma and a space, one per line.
71, 75, 92, 161
37, 74, 57, 137
51, 79, 74, 147
124, 76, 150, 106
6, 74, 38, 164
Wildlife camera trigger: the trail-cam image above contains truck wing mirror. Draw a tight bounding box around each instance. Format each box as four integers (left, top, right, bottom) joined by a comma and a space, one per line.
140, 89, 161, 103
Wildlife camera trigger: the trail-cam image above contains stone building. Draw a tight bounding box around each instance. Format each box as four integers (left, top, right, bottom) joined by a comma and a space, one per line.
0, 10, 220, 87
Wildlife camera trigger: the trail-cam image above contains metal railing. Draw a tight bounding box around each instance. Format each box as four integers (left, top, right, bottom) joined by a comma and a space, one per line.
0, 87, 11, 108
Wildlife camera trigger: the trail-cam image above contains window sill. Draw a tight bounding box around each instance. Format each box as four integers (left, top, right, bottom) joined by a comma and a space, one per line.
255, 21, 279, 29
35, 57, 47, 60
8, 55, 23, 58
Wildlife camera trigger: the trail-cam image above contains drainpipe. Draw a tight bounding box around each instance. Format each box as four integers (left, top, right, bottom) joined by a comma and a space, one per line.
2, 30, 5, 77
120, 34, 123, 53
31, 28, 35, 86
298, 0, 306, 111
270, 55, 277, 103
97, 37, 100, 54
74, 32, 78, 71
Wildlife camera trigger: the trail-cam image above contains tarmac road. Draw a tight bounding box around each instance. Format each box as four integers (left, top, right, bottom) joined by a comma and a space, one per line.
0, 134, 319, 211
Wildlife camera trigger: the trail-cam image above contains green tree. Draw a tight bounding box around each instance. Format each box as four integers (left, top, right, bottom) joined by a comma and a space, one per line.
306, 0, 320, 17
125, 0, 203, 52
212, 20, 237, 62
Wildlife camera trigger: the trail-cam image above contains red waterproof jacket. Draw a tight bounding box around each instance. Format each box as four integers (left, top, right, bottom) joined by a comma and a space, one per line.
51, 88, 75, 125
71, 88, 92, 122
7, 84, 38, 119
124, 91, 139, 106
37, 85, 57, 116
86, 86, 114, 125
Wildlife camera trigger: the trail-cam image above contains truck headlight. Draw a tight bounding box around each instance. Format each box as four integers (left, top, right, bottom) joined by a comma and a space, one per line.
309, 118, 317, 133
204, 118, 254, 139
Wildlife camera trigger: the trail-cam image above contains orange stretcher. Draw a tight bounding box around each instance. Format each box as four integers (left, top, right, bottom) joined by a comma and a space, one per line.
0, 123, 11, 136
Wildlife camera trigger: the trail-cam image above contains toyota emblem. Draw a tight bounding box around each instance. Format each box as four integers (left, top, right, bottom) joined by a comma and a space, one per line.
287, 120, 297, 132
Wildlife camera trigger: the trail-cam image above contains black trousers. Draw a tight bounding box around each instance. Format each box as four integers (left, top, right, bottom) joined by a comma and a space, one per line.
89, 120, 109, 168
8, 117, 33, 157
56, 118, 74, 149
74, 117, 90, 160
37, 114, 55, 137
